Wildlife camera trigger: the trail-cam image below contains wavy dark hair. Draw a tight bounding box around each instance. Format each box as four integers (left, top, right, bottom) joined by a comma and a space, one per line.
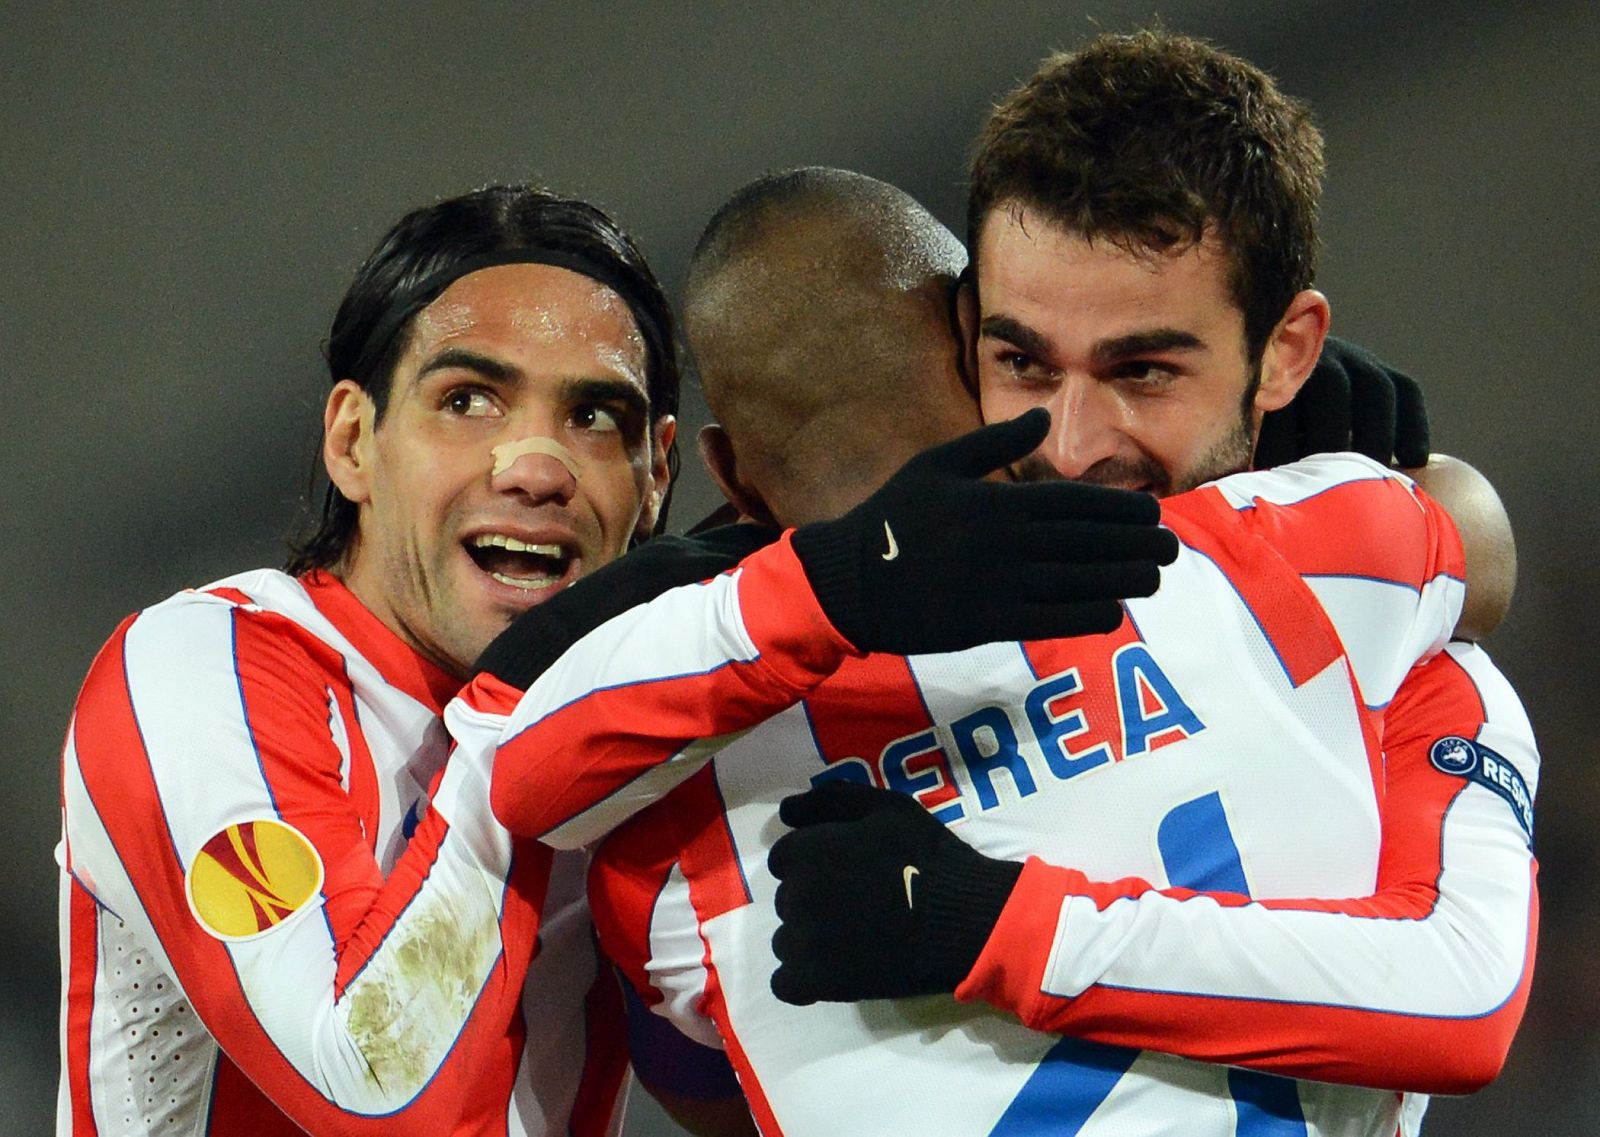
969, 29, 1324, 361
286, 185, 680, 574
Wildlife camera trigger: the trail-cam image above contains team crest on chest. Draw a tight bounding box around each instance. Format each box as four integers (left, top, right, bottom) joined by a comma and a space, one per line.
185, 818, 324, 940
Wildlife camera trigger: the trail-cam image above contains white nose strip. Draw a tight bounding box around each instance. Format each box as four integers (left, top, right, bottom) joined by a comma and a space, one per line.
491, 437, 582, 480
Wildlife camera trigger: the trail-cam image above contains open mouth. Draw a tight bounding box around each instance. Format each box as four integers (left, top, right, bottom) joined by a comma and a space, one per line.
465, 534, 572, 591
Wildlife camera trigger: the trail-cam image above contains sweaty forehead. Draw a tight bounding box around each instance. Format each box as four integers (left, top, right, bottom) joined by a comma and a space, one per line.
978, 209, 1241, 338
410, 263, 647, 381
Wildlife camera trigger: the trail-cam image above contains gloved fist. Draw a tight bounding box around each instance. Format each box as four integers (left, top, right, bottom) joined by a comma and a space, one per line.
768, 781, 1022, 1005
790, 409, 1178, 656
1255, 335, 1430, 470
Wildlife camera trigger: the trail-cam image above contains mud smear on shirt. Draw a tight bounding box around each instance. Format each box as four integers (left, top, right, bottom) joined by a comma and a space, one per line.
343, 886, 500, 1095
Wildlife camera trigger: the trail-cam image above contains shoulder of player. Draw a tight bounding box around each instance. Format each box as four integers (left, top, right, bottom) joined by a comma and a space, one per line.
1204, 452, 1415, 511
115, 568, 343, 680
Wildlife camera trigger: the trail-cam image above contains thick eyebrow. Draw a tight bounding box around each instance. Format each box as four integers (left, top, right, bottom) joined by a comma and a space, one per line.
415, 349, 652, 416
415, 347, 519, 385
979, 314, 1052, 359
1088, 329, 1205, 366
980, 316, 1204, 369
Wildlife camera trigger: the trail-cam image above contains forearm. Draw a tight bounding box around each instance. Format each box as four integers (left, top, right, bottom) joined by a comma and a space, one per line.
957, 645, 1538, 1093
486, 533, 857, 848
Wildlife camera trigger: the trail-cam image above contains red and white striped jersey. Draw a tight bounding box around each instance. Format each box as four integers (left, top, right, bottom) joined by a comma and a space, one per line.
58, 570, 628, 1137
472, 454, 1536, 1136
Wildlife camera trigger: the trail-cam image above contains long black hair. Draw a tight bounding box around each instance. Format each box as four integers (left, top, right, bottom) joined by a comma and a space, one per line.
286, 185, 680, 574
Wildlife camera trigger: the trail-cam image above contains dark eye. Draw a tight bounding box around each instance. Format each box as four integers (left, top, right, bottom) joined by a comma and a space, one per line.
993, 349, 1053, 384
1115, 362, 1177, 387
443, 388, 497, 417
572, 404, 623, 433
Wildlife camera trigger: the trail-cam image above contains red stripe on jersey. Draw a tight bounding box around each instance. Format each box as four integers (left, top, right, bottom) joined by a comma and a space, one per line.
459, 671, 526, 718
207, 1057, 303, 1136
1022, 618, 1148, 764
1373, 652, 1487, 901
229, 613, 390, 955
1215, 475, 1464, 588
71, 620, 318, 1128
733, 533, 858, 684
65, 878, 101, 1137
328, 670, 381, 854
568, 948, 630, 1137
300, 571, 461, 713
803, 653, 950, 798
588, 814, 683, 1005
1164, 488, 1346, 688
493, 658, 812, 842
677, 768, 752, 923
331, 801, 450, 998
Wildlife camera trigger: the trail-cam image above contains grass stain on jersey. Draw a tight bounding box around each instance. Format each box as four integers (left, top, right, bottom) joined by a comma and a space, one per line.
343, 885, 500, 1100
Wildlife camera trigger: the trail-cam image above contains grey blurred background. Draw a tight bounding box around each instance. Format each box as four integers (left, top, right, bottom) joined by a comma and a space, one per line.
4, 3, 1595, 1134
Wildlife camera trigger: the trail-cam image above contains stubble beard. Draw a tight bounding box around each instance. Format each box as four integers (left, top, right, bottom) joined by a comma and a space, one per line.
1010, 394, 1256, 499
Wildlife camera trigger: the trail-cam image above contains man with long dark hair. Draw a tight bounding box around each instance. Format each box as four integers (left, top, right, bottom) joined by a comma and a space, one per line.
57, 184, 683, 1136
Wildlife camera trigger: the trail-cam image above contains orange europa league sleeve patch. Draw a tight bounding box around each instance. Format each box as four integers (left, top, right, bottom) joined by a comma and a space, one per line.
185, 818, 324, 941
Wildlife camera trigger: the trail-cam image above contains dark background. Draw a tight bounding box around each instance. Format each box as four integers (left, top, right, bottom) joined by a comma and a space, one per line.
5, 4, 1595, 1134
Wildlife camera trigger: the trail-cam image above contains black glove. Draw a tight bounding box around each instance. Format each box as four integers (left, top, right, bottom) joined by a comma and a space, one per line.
769, 781, 1024, 1005
790, 409, 1178, 655
1254, 335, 1430, 470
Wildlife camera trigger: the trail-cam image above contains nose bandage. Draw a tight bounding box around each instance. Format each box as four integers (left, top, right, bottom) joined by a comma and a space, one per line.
491, 437, 582, 480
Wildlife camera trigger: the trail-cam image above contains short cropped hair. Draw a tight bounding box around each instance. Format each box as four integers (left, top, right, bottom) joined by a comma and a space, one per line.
969, 29, 1325, 358
287, 185, 679, 574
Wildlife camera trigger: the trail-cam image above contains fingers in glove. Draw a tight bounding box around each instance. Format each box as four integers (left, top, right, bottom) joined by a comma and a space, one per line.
776, 781, 905, 831
1390, 367, 1431, 468
1252, 407, 1299, 470
1001, 518, 1177, 566
1004, 478, 1163, 526
1010, 559, 1163, 605
918, 408, 1052, 480
981, 598, 1128, 642
771, 962, 827, 1006
1347, 359, 1398, 465
1295, 351, 1354, 457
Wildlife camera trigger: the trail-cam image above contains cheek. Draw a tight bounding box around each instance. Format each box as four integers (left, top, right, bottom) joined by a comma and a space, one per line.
977, 375, 1033, 420
586, 461, 650, 535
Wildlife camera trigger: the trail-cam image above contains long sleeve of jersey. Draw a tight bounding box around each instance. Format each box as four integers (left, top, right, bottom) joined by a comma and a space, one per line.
60, 584, 552, 1135
484, 531, 859, 848
489, 454, 1458, 852
955, 640, 1538, 1095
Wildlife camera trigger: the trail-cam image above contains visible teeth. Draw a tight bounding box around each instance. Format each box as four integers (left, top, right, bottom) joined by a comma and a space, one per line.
471, 534, 564, 556
489, 571, 559, 590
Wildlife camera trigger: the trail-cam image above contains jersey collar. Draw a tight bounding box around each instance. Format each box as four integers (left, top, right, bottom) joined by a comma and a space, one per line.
298, 570, 463, 713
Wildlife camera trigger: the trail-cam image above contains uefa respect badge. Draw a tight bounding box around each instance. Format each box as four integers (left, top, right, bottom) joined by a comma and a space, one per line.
1429, 735, 1534, 842
185, 818, 324, 941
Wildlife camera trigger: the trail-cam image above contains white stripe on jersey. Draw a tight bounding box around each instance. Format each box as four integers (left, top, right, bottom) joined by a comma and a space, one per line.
1208, 451, 1398, 509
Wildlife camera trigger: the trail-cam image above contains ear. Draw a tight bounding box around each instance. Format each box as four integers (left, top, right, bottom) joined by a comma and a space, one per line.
323, 380, 378, 505
1254, 289, 1331, 414
635, 415, 678, 538
953, 271, 980, 398
697, 424, 776, 528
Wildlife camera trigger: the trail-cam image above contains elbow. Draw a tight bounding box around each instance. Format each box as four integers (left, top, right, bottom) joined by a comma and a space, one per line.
1395, 1008, 1522, 1095
1422, 1038, 1510, 1096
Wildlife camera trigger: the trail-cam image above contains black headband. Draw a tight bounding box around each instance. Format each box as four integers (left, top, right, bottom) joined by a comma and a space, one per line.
358, 246, 669, 393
